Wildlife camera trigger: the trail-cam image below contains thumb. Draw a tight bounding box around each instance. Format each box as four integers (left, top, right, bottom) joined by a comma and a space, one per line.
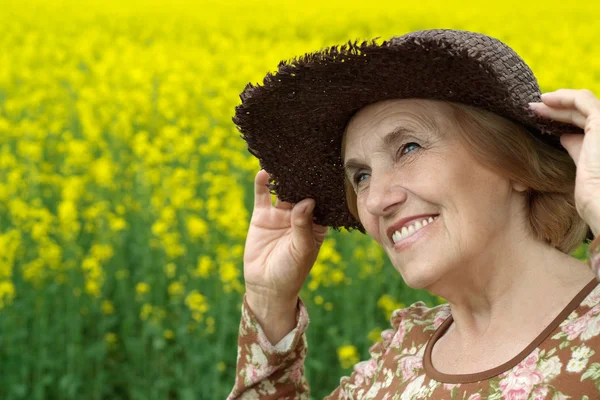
291, 199, 318, 255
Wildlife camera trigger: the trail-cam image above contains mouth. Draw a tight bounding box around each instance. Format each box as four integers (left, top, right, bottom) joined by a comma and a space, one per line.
390, 214, 440, 249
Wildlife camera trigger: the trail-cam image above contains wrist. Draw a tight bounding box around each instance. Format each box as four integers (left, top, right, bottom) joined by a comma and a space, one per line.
245, 291, 300, 346
245, 290, 299, 321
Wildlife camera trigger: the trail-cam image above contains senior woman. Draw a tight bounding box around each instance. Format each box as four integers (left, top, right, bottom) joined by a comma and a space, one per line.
227, 30, 600, 398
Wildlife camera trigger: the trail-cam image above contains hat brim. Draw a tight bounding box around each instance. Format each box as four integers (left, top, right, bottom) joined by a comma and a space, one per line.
233, 29, 584, 233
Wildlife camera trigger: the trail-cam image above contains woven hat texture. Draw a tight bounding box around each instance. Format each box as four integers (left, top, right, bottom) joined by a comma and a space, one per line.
232, 29, 585, 233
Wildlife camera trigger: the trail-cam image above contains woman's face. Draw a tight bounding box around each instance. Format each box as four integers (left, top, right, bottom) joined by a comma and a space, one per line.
342, 98, 527, 289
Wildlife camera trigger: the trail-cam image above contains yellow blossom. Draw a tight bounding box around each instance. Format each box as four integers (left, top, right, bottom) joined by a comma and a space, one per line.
140, 304, 153, 320
168, 281, 185, 297
368, 328, 383, 344
194, 255, 213, 278
185, 290, 209, 321
164, 263, 177, 279
85, 280, 101, 297
337, 345, 359, 369
90, 157, 115, 188
377, 294, 405, 320
186, 215, 208, 239
109, 216, 128, 232
0, 281, 16, 308
102, 300, 115, 315
136, 282, 150, 296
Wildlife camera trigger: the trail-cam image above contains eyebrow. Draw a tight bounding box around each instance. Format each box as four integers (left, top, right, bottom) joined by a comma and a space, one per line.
343, 126, 418, 180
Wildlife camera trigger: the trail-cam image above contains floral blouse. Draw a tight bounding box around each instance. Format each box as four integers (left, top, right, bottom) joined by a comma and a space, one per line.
228, 278, 600, 399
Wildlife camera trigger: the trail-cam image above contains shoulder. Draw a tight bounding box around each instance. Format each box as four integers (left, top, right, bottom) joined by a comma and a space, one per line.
372, 301, 450, 353
389, 301, 451, 331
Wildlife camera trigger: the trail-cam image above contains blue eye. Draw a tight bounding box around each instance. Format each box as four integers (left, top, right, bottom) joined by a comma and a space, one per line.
401, 142, 420, 155
353, 142, 421, 187
354, 172, 370, 185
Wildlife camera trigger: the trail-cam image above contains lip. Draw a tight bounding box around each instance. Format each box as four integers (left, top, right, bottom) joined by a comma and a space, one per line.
385, 213, 440, 243
391, 215, 439, 251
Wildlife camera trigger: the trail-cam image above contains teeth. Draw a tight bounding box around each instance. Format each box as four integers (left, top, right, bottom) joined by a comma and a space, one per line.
392, 215, 438, 244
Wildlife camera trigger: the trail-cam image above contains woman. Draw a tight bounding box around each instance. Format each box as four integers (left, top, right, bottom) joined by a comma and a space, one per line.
227, 29, 600, 398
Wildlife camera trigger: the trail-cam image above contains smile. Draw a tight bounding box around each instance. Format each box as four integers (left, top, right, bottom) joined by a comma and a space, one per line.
391, 215, 439, 249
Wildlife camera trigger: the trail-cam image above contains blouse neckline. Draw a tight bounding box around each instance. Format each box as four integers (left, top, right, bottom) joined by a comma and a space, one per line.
422, 277, 599, 384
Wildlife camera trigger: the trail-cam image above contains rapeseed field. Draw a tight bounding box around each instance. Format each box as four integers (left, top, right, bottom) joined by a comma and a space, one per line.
0, 0, 598, 398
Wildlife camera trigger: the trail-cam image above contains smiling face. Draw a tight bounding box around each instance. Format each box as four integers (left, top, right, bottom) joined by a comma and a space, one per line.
342, 98, 530, 289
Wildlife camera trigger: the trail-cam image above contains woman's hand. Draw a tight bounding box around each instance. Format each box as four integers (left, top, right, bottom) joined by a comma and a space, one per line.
243, 169, 328, 304
529, 89, 600, 237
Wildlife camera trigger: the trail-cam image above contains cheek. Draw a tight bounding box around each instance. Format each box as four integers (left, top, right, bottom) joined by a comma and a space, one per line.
357, 198, 382, 242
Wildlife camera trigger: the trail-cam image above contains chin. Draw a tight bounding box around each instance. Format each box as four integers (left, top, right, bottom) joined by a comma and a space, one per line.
394, 263, 442, 291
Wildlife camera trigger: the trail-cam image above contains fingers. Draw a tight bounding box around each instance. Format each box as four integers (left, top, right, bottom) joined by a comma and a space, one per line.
291, 198, 318, 252
540, 89, 600, 115
530, 103, 587, 129
254, 169, 298, 211
530, 89, 600, 130
254, 169, 273, 209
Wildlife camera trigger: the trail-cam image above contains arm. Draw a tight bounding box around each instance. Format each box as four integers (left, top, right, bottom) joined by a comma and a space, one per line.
227, 293, 311, 400
228, 293, 405, 400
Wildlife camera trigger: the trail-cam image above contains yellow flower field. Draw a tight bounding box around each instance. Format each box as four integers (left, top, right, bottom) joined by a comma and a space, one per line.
0, 0, 598, 398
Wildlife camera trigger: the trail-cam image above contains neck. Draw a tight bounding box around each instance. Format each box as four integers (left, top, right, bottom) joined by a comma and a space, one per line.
426, 235, 594, 341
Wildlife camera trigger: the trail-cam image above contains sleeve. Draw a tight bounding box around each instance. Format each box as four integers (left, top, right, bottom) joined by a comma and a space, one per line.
323, 309, 406, 399
226, 293, 311, 400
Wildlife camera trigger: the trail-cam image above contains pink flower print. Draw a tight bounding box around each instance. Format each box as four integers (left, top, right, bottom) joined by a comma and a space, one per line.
380, 328, 395, 347
353, 358, 378, 384
562, 312, 592, 340
433, 308, 451, 329
390, 321, 407, 348
391, 307, 411, 321
244, 363, 268, 385
399, 352, 423, 381
581, 313, 600, 341
499, 349, 543, 400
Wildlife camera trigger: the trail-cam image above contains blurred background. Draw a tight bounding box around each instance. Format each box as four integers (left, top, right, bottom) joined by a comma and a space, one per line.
0, 0, 599, 398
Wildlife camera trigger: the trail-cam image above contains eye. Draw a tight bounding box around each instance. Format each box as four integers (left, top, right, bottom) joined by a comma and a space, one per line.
353, 172, 370, 186
400, 142, 421, 155
352, 142, 421, 188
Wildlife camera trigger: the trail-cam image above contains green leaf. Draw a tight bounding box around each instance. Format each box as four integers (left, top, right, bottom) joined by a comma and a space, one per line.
581, 362, 600, 382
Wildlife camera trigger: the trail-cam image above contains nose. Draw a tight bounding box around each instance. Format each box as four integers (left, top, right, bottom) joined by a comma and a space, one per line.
364, 169, 408, 217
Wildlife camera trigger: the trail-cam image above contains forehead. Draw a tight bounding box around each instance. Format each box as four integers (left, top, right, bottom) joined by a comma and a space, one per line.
343, 98, 449, 147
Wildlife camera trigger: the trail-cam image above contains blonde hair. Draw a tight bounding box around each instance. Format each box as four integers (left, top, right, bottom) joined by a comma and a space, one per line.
342, 100, 588, 254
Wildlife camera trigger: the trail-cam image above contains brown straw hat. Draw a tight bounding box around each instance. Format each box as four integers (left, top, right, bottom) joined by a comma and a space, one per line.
232, 29, 586, 234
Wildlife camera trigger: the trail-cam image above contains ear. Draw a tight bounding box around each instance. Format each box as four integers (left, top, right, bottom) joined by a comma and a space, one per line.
511, 180, 528, 192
